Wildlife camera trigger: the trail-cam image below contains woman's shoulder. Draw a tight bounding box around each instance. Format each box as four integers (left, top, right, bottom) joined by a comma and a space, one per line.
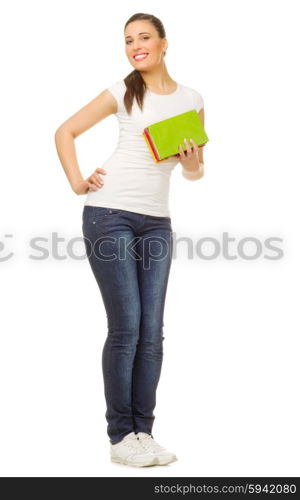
179, 82, 203, 98
107, 79, 126, 96
106, 80, 126, 113
179, 83, 205, 111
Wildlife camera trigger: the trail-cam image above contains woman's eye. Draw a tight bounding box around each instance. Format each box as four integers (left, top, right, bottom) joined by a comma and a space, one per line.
126, 36, 150, 45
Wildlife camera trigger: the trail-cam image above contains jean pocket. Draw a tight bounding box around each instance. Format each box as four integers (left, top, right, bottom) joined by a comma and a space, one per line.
93, 208, 123, 237
94, 207, 121, 219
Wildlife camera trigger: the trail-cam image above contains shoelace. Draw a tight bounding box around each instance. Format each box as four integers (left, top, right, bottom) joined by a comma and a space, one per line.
138, 435, 166, 453
123, 437, 145, 454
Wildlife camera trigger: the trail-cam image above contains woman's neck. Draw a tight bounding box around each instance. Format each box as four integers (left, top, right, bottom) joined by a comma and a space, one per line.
140, 67, 176, 93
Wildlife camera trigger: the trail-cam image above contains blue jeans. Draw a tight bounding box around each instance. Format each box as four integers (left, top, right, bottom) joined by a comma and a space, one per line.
82, 206, 173, 444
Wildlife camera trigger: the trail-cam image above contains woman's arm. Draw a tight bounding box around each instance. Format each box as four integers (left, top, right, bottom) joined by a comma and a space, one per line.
54, 89, 117, 193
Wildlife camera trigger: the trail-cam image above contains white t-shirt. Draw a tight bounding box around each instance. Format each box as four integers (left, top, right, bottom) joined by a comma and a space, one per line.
84, 80, 204, 217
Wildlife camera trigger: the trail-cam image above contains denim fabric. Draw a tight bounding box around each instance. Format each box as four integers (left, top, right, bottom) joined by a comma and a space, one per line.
82, 205, 173, 445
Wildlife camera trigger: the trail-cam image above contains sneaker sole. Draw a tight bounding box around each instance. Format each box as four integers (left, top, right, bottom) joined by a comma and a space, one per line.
157, 455, 178, 466
111, 456, 159, 467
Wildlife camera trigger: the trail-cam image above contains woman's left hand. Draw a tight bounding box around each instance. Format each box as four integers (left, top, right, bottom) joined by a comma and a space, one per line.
170, 138, 201, 171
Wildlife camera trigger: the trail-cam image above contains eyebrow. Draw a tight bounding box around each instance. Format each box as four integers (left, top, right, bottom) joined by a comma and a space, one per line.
125, 32, 151, 39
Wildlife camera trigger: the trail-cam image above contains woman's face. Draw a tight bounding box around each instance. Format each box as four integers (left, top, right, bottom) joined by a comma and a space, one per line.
124, 21, 167, 70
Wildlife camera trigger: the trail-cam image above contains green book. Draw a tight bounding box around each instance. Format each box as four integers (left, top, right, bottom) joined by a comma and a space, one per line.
142, 109, 209, 163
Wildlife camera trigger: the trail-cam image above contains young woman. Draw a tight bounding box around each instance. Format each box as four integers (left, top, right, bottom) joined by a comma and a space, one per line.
55, 12, 205, 468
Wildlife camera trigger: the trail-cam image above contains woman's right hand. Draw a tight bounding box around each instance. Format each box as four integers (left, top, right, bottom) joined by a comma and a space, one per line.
72, 168, 107, 195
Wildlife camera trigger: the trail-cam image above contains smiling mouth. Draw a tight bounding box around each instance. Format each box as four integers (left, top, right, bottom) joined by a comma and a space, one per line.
133, 53, 149, 61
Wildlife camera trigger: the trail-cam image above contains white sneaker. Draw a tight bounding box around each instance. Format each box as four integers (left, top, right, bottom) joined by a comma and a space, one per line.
110, 432, 159, 467
137, 432, 178, 465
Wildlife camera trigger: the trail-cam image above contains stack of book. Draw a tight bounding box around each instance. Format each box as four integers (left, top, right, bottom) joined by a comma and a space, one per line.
142, 109, 209, 163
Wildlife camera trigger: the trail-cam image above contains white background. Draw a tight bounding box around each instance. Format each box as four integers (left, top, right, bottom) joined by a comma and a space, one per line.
1, 0, 299, 477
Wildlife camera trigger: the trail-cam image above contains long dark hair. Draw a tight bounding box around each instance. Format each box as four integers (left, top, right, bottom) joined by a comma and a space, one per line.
123, 13, 167, 115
